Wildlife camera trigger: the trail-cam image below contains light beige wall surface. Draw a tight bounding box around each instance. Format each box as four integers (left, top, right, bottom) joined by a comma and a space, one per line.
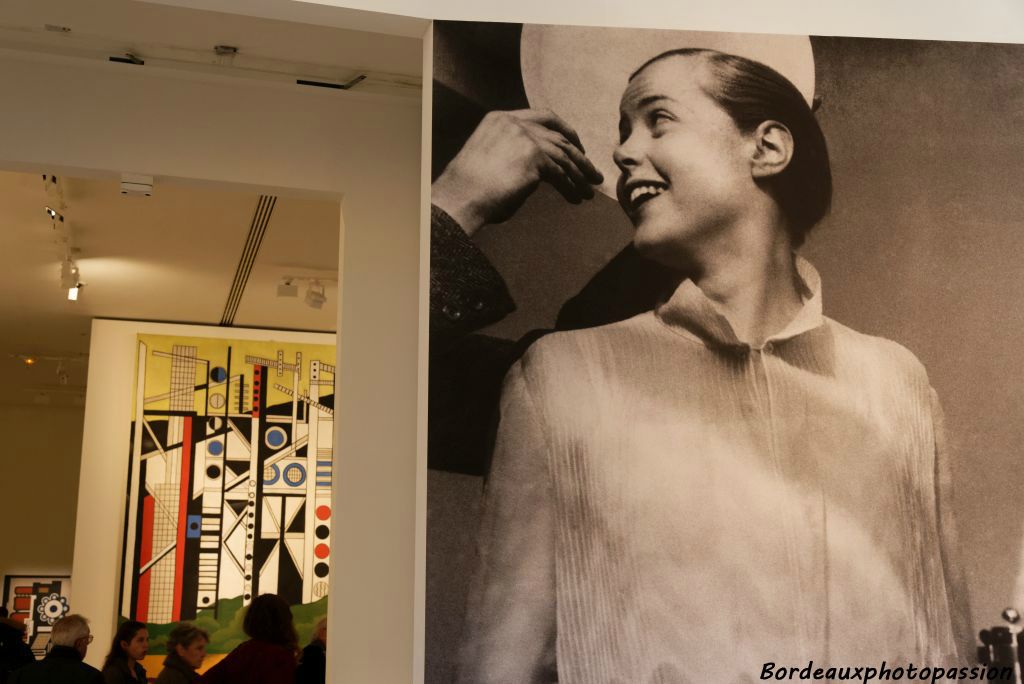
0, 406, 84, 583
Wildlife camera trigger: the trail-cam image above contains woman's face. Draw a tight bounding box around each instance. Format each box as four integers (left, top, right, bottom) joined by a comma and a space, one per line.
175, 637, 208, 670
614, 54, 755, 265
122, 629, 149, 662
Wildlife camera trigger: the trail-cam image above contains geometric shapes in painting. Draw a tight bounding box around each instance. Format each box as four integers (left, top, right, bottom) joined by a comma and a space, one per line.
118, 334, 335, 658
264, 426, 288, 450
283, 463, 305, 487
36, 593, 69, 624
2, 575, 72, 658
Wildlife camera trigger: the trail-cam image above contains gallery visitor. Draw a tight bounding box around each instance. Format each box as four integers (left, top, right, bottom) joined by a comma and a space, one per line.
101, 620, 149, 684
9, 614, 102, 684
199, 594, 297, 683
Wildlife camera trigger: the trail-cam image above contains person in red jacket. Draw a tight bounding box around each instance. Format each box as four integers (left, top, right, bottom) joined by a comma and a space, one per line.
199, 595, 297, 684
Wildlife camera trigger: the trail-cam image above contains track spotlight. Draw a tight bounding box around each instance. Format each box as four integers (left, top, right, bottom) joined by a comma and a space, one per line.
67, 285, 80, 301
60, 258, 80, 289
304, 280, 326, 309
46, 206, 64, 222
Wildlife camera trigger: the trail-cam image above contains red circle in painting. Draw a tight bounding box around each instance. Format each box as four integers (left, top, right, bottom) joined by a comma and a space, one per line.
315, 544, 330, 559
316, 506, 331, 521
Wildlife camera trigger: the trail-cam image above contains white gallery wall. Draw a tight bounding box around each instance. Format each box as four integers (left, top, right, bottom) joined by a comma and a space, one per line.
0, 39, 421, 682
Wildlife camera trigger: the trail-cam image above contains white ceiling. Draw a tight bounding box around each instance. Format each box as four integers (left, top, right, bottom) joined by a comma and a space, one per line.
0, 0, 426, 407
0, 170, 340, 407
0, 0, 422, 83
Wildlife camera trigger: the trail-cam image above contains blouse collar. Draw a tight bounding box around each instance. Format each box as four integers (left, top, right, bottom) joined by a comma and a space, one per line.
654, 255, 824, 350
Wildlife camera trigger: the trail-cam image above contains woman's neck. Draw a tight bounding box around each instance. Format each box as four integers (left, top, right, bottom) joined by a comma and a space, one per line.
685, 215, 802, 347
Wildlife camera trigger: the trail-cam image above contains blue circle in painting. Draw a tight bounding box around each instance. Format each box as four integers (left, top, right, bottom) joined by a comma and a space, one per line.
265, 427, 287, 449
264, 464, 280, 486
283, 464, 306, 487
211, 367, 228, 383
208, 440, 224, 456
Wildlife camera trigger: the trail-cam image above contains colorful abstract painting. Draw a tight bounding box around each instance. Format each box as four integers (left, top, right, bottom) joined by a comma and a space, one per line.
2, 575, 72, 657
118, 334, 335, 668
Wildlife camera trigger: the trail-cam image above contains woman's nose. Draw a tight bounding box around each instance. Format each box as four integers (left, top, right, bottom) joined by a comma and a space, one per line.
613, 135, 642, 171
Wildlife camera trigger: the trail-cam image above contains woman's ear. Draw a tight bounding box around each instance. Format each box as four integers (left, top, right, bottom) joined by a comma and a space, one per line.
750, 120, 794, 179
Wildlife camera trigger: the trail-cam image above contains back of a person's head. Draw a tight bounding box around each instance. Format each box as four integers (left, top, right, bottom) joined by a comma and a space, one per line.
51, 614, 90, 647
242, 594, 297, 651
311, 617, 327, 644
166, 623, 209, 653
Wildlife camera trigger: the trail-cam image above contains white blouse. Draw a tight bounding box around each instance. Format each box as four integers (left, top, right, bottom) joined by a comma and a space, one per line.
457, 258, 971, 684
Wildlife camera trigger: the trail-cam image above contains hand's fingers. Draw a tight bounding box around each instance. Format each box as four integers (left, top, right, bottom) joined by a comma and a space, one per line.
512, 109, 585, 153
536, 156, 584, 205
538, 130, 604, 185
535, 139, 594, 200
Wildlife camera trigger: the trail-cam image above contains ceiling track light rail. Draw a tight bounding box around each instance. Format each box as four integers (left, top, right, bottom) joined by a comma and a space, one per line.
296, 74, 367, 90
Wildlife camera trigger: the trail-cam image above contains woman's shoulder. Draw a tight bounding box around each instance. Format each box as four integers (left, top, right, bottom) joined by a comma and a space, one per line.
823, 316, 930, 379
519, 313, 657, 367
154, 663, 194, 684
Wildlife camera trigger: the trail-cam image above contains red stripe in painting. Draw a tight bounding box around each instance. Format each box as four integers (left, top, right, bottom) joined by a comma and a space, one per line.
251, 367, 262, 417
172, 417, 193, 621
136, 495, 155, 622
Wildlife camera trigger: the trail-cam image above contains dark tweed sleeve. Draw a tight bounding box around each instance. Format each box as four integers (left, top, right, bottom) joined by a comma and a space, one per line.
430, 204, 516, 340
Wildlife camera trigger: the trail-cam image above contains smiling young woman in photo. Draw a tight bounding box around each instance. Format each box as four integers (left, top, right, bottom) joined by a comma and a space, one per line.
445, 40, 972, 684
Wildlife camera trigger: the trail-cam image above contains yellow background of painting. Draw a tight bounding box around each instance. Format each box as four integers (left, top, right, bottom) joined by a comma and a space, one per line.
135, 334, 336, 416
141, 652, 225, 677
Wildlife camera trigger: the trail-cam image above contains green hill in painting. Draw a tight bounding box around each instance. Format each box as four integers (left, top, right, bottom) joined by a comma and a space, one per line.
125, 596, 328, 654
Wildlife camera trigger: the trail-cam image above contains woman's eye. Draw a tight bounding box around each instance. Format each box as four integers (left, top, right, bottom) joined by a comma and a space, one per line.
649, 110, 673, 127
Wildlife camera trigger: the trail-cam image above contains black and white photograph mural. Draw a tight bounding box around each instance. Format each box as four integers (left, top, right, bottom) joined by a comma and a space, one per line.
427, 20, 1024, 684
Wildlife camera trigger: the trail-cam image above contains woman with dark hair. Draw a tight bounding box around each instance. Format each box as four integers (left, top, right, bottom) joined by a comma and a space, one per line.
100, 621, 148, 684
199, 594, 297, 683
452, 43, 971, 683
154, 623, 209, 684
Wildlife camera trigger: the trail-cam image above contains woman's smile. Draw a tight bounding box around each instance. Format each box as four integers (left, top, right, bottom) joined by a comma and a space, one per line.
613, 54, 755, 266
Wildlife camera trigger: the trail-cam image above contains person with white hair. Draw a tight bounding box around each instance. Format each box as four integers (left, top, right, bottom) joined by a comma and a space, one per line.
9, 614, 102, 684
